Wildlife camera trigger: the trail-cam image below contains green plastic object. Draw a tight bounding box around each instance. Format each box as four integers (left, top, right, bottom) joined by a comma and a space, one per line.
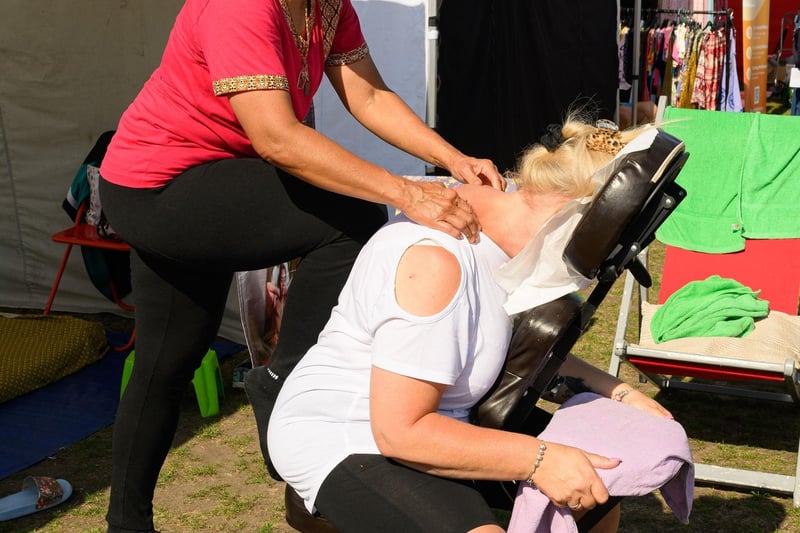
191, 349, 225, 417
119, 349, 224, 417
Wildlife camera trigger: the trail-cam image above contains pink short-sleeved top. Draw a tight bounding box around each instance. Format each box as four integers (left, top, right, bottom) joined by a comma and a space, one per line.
100, 0, 368, 188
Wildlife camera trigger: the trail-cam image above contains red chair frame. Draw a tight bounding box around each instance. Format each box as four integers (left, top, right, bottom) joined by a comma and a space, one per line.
43, 202, 135, 351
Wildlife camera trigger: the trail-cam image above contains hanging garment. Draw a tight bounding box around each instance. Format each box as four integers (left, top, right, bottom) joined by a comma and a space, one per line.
720, 26, 743, 112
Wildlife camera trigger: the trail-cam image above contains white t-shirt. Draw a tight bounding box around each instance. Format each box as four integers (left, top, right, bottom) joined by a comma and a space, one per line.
268, 216, 512, 513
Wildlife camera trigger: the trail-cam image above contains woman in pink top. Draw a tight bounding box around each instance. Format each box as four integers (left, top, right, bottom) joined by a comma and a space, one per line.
98, 1, 504, 531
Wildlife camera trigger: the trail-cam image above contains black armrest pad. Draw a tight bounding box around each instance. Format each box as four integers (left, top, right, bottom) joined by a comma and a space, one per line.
474, 293, 583, 430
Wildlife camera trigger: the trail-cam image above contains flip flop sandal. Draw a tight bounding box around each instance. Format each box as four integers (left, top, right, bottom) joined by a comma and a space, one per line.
0, 476, 73, 522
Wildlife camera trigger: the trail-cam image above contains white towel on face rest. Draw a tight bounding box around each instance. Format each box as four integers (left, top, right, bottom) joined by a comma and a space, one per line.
494, 126, 660, 316
494, 199, 593, 316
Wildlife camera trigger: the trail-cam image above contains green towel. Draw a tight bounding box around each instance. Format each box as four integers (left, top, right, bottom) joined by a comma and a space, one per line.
739, 113, 800, 240
650, 275, 769, 343
658, 108, 749, 253
657, 108, 800, 253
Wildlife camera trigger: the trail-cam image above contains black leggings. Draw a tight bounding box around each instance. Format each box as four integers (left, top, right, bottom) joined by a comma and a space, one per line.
100, 159, 387, 533
316, 455, 500, 533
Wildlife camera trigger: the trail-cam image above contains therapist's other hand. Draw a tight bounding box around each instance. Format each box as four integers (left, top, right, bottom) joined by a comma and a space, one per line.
448, 155, 506, 192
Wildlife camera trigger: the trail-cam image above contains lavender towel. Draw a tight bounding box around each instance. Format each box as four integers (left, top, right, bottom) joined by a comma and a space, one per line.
508, 393, 694, 533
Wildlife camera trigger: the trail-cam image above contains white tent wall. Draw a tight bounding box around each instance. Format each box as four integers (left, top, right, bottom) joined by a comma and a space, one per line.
313, 0, 427, 175
0, 1, 428, 343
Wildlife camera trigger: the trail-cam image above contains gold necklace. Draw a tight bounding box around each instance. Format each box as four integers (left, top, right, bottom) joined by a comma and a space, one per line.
278, 0, 314, 96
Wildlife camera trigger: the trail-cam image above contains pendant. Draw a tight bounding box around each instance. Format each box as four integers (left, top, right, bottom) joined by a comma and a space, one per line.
298, 64, 310, 96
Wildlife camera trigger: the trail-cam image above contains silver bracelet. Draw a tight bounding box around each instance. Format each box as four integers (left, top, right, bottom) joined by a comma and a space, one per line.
525, 441, 547, 484
613, 389, 632, 402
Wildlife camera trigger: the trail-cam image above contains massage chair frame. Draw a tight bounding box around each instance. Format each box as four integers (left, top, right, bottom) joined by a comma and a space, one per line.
475, 128, 688, 433
284, 129, 690, 533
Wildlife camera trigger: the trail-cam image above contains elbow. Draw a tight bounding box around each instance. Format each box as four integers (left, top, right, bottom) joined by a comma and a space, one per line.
251, 138, 284, 167
248, 125, 304, 168
371, 426, 409, 460
372, 431, 399, 458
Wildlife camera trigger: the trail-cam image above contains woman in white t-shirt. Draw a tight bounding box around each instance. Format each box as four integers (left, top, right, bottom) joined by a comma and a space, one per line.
267, 115, 673, 533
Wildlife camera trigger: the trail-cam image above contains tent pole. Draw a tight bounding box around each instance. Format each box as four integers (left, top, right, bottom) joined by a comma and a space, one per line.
425, 0, 439, 175
631, 0, 641, 126
425, 0, 439, 130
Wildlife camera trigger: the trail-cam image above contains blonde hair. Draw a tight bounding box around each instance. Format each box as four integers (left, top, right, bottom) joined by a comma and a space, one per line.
508, 111, 650, 198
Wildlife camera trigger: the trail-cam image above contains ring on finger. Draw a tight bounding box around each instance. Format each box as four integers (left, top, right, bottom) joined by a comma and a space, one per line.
568, 501, 582, 511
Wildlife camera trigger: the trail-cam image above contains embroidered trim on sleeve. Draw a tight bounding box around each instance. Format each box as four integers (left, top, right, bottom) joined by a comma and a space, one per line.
325, 42, 369, 67
320, 0, 342, 57
213, 75, 289, 96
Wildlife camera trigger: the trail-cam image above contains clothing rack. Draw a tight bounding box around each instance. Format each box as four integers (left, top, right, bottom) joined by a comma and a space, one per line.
624, 7, 734, 124
631, 8, 731, 16
620, 8, 732, 25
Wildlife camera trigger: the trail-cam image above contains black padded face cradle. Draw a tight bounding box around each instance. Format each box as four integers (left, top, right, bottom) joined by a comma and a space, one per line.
565, 129, 687, 282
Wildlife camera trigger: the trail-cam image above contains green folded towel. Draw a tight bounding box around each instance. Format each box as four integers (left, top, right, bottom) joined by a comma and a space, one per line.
658, 108, 800, 253
651, 275, 769, 343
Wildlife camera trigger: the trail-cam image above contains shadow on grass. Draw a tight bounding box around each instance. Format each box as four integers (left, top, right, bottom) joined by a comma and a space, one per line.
0, 348, 254, 533
654, 387, 800, 458
621, 489, 789, 532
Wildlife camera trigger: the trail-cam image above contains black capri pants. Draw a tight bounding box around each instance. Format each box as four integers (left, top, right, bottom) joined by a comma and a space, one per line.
316, 455, 500, 533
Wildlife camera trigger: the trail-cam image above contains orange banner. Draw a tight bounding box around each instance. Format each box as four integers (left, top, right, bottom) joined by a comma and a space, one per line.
742, 0, 770, 112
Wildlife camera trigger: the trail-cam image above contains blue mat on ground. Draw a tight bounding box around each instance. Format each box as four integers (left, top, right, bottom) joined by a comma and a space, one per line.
0, 333, 244, 480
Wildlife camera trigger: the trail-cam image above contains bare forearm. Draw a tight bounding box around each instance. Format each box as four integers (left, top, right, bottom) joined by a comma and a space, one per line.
352, 89, 465, 171
378, 412, 541, 481
265, 122, 414, 209
370, 367, 620, 508
559, 354, 629, 400
557, 354, 674, 419
230, 84, 485, 240
327, 57, 465, 173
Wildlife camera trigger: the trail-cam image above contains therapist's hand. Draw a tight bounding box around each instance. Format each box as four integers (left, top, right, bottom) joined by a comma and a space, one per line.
401, 180, 480, 243
448, 155, 506, 191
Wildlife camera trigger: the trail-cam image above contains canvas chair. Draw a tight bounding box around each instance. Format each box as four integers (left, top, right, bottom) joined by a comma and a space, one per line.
283, 127, 691, 532
608, 243, 800, 505
608, 101, 800, 506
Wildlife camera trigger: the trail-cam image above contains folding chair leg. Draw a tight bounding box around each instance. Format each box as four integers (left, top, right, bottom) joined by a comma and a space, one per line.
111, 329, 136, 352
794, 437, 800, 508
44, 237, 135, 352
609, 271, 637, 378
43, 242, 75, 315
109, 276, 134, 313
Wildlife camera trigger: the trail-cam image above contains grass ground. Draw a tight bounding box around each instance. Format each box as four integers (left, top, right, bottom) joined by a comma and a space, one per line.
2, 241, 800, 532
